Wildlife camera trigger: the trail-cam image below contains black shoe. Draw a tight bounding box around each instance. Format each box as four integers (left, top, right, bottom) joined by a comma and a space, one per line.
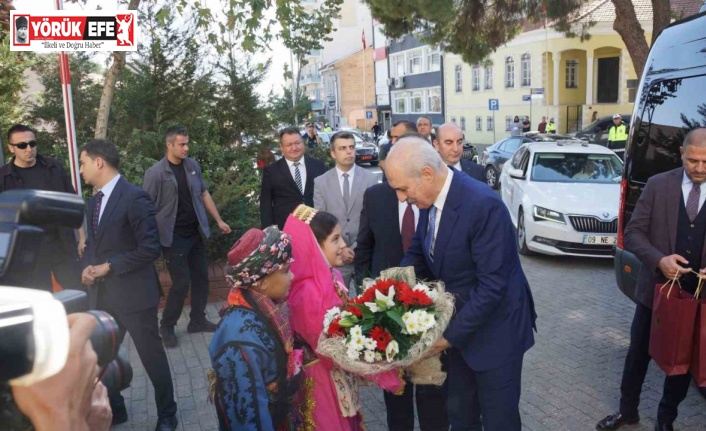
111, 403, 128, 425
655, 422, 674, 431
187, 319, 217, 333
154, 415, 178, 431
160, 325, 178, 348
596, 411, 640, 430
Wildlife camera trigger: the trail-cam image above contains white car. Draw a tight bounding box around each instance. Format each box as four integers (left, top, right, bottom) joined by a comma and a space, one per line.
499, 142, 623, 258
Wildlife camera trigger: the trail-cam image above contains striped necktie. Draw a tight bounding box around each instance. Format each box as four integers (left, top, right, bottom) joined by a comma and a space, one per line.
293, 162, 303, 195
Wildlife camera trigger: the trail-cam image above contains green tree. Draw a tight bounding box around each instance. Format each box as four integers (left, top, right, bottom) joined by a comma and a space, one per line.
0, 37, 29, 151
268, 86, 311, 126
362, 0, 675, 79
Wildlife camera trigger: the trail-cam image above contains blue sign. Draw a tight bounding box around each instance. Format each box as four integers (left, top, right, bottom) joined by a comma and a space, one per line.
530, 88, 544, 95
522, 95, 531, 102
366, 111, 373, 119
488, 99, 499, 111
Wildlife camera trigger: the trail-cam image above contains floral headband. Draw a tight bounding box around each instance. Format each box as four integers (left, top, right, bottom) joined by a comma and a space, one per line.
225, 226, 293, 289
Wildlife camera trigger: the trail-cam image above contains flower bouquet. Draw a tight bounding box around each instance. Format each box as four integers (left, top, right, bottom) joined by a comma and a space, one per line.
316, 267, 455, 385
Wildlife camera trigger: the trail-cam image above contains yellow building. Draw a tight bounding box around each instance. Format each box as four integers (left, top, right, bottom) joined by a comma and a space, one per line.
444, 0, 701, 144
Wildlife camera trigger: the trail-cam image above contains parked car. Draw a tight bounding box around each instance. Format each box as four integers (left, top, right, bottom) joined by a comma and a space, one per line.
615, 10, 706, 301
479, 134, 579, 189
500, 141, 623, 257
569, 115, 631, 147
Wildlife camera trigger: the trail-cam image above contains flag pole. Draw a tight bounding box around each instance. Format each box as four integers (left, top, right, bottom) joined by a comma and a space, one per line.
362, 30, 367, 133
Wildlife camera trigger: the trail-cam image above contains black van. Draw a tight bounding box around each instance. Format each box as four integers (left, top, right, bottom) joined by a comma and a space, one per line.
614, 9, 706, 301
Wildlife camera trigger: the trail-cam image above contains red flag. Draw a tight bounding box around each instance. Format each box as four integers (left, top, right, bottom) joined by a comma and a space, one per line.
362, 30, 366, 49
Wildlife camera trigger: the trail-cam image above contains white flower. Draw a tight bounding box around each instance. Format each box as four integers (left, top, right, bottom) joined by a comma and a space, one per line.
377, 286, 396, 309
414, 283, 438, 301
349, 334, 366, 352
346, 344, 361, 360
350, 325, 363, 339
402, 311, 422, 335
375, 352, 383, 361
364, 301, 381, 313
385, 340, 399, 362
364, 337, 377, 351
323, 307, 341, 331
363, 350, 376, 363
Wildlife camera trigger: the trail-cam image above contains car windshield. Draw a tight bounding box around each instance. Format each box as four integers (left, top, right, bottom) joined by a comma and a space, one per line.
531, 153, 623, 183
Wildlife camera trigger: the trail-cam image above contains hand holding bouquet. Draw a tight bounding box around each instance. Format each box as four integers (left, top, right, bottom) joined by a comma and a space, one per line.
317, 267, 455, 385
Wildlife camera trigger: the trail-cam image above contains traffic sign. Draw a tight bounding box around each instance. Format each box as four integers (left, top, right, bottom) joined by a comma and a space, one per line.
366, 111, 373, 119
530, 88, 544, 95
488, 99, 499, 110
522, 95, 531, 102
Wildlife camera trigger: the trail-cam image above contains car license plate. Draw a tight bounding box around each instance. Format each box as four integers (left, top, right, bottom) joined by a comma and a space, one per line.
583, 235, 616, 245
360, 155, 373, 161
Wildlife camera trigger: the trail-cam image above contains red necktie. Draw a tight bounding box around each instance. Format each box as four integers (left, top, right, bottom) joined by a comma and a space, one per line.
401, 203, 415, 252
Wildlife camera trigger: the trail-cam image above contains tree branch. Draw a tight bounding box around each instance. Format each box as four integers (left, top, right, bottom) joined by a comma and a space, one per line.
611, 0, 650, 78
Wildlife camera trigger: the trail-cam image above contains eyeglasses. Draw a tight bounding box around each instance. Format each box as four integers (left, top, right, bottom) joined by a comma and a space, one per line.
9, 140, 37, 150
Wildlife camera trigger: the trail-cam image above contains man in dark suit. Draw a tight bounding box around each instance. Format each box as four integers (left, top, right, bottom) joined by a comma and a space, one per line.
79, 139, 178, 431
355, 182, 448, 431
433, 122, 484, 182
417, 115, 436, 144
260, 126, 326, 229
596, 128, 706, 431
387, 137, 537, 431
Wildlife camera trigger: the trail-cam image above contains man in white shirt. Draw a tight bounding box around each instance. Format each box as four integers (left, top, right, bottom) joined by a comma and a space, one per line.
314, 131, 377, 289
417, 116, 435, 143
433, 123, 484, 182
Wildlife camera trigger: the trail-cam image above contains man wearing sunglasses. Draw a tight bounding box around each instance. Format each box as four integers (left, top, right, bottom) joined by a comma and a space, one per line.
0, 124, 85, 291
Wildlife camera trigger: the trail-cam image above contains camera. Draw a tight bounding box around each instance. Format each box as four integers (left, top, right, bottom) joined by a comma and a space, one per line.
0, 190, 132, 430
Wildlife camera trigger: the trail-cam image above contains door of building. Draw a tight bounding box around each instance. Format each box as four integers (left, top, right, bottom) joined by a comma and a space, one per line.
597, 57, 620, 103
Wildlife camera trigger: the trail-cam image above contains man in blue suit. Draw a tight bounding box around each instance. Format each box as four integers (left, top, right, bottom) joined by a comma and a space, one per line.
80, 139, 178, 431
432, 123, 484, 182
388, 137, 537, 431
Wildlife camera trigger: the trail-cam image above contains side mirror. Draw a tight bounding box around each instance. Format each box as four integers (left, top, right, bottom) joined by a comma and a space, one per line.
508, 168, 525, 180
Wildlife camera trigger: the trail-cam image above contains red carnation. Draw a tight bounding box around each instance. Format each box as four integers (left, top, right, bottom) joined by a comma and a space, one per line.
398, 288, 433, 307
369, 326, 393, 351
327, 317, 345, 337
346, 304, 363, 318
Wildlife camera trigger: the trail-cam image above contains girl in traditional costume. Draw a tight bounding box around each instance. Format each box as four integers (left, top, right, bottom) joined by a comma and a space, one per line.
283, 205, 403, 431
209, 226, 303, 431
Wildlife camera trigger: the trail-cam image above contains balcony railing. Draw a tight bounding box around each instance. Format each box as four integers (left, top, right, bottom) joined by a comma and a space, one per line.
300, 74, 321, 85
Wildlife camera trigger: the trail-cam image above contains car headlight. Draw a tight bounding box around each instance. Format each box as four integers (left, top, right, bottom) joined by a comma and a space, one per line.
533, 206, 566, 224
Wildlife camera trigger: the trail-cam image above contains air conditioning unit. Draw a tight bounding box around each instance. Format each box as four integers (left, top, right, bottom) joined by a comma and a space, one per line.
394, 76, 406, 89
386, 77, 395, 86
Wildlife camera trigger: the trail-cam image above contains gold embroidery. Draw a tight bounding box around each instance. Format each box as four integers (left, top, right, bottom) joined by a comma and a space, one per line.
296, 376, 316, 431
292, 205, 318, 225
393, 369, 406, 396
206, 369, 217, 403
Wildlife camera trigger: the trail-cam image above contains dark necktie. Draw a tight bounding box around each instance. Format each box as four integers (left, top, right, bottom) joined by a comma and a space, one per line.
424, 205, 438, 260
92, 191, 104, 236
401, 203, 415, 252
293, 162, 303, 195
687, 182, 701, 221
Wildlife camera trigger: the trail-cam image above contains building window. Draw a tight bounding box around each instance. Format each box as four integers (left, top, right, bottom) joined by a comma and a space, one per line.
451, 117, 457, 124
476, 116, 482, 131
566, 59, 579, 88
472, 66, 480, 91
391, 54, 405, 78
505, 57, 515, 88
505, 116, 513, 131
410, 90, 424, 113
484, 66, 493, 90
426, 88, 442, 113
455, 65, 463, 93
521, 53, 531, 87
460, 117, 466, 131
487, 116, 494, 131
427, 47, 441, 72
393, 92, 406, 114
408, 51, 423, 75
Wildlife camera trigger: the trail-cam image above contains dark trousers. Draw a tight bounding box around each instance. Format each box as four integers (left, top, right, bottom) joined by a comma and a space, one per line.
161, 232, 209, 328
29, 238, 81, 292
446, 348, 523, 431
619, 302, 691, 424
101, 299, 177, 419
383, 377, 449, 431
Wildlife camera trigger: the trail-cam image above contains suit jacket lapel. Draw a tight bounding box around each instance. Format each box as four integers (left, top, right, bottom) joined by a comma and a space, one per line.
386, 187, 403, 252
667, 168, 683, 253
304, 157, 316, 196
95, 178, 124, 246
347, 166, 365, 215
278, 158, 300, 194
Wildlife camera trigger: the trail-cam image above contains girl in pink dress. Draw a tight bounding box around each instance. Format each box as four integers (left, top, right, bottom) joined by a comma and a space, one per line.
283, 205, 403, 431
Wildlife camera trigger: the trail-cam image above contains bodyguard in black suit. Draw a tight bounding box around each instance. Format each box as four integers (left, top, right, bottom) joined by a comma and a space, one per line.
354, 182, 448, 431
260, 126, 326, 229
433, 123, 484, 182
79, 140, 178, 431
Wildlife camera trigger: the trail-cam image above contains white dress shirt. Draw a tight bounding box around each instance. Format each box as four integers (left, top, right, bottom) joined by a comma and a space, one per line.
429, 170, 454, 246
682, 172, 706, 213
97, 173, 121, 222
286, 157, 307, 192
336, 166, 355, 197
398, 201, 420, 233
453, 161, 462, 171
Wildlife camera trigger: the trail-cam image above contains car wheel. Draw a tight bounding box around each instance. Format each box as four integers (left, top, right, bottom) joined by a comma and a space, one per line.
485, 166, 499, 189
370, 161, 379, 167
517, 209, 535, 256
